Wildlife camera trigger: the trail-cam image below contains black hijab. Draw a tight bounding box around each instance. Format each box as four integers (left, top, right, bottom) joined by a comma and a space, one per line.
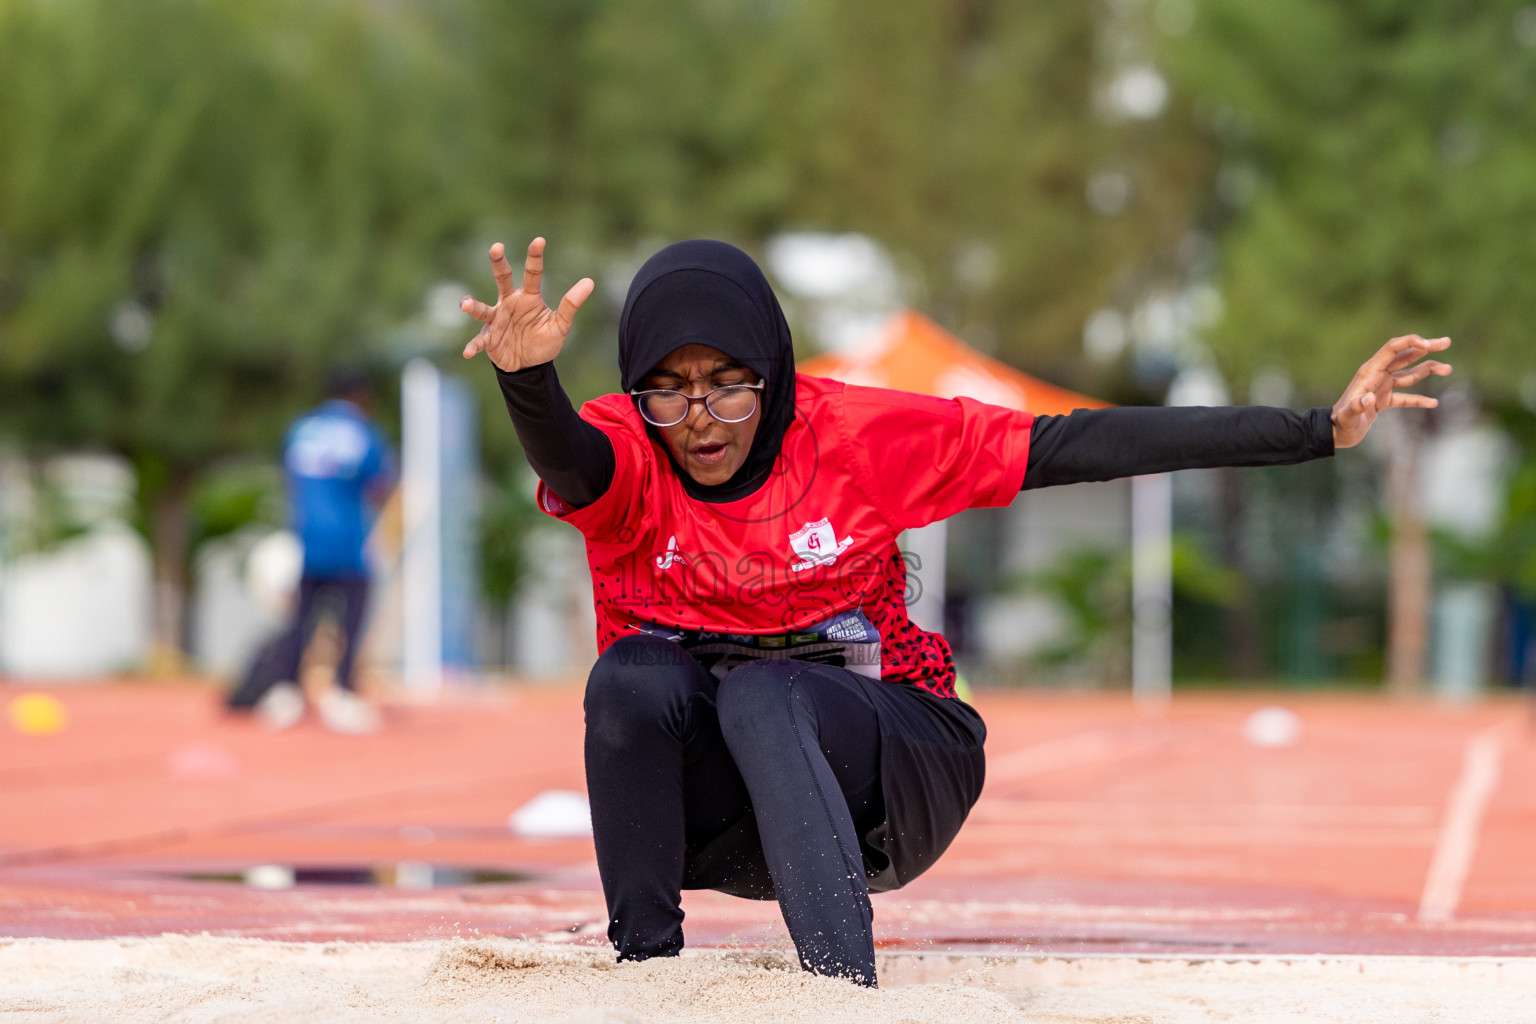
618, 240, 797, 503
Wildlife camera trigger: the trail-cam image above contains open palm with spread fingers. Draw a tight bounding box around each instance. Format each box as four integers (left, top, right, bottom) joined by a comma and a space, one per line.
460, 238, 595, 373
1331, 334, 1453, 449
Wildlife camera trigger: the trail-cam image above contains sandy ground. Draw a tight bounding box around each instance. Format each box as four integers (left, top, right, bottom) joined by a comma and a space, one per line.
2, 937, 1534, 1024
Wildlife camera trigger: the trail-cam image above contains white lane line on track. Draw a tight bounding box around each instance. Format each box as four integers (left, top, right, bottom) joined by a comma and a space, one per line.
986, 726, 1168, 782
1418, 725, 1505, 923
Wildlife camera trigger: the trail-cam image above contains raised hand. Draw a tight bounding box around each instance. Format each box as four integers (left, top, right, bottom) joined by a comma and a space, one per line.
460, 238, 595, 373
1331, 334, 1453, 449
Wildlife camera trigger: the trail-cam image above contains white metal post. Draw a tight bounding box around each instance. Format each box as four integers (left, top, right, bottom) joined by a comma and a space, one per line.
401, 359, 443, 699
1131, 472, 1172, 712
903, 518, 948, 634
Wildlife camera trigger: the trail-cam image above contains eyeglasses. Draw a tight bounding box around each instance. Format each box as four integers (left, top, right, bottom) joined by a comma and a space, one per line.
630, 381, 765, 427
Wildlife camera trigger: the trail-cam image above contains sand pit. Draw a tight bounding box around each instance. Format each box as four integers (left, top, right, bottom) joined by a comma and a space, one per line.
1, 937, 1534, 1023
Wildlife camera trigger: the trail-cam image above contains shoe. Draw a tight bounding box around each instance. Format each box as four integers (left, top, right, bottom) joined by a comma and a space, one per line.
255, 682, 304, 731
317, 688, 381, 735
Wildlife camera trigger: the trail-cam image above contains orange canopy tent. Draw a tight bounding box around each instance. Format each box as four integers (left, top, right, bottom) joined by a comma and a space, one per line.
797, 310, 1108, 416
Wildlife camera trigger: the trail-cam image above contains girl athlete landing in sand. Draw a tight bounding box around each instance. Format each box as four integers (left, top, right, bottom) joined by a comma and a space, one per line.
461, 237, 1450, 986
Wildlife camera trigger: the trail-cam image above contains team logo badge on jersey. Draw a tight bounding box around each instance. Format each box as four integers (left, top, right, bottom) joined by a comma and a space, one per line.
788, 518, 854, 573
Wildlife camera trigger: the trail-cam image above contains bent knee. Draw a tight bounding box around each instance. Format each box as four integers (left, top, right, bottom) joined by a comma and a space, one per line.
585, 636, 705, 739
715, 659, 801, 739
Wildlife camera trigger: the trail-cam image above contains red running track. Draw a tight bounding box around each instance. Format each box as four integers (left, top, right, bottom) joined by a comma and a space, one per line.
1, 681, 1533, 957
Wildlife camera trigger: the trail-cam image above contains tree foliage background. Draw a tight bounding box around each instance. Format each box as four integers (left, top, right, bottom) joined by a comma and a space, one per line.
0, 0, 476, 653
1164, 0, 1536, 396
1, 0, 1532, 671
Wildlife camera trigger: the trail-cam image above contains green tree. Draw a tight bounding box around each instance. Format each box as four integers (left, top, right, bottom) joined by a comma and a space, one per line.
458, 0, 1198, 392
1162, 0, 1536, 690
0, 0, 480, 664
787, 0, 1209, 387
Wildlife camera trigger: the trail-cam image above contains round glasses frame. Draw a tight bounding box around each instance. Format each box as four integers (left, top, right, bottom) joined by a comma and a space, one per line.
629, 381, 765, 427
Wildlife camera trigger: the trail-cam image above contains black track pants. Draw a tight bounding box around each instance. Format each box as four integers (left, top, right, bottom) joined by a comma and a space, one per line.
584, 635, 889, 985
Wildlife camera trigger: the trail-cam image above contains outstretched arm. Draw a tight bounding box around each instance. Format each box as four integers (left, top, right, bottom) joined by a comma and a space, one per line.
1024, 405, 1332, 489
461, 239, 614, 509
1023, 334, 1451, 489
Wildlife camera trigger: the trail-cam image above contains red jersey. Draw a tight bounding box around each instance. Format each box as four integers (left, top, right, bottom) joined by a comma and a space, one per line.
539, 373, 1034, 697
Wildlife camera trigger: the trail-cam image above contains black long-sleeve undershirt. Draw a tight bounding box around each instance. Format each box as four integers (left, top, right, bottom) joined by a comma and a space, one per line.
1022, 405, 1334, 489
497, 364, 1335, 509
496, 363, 615, 509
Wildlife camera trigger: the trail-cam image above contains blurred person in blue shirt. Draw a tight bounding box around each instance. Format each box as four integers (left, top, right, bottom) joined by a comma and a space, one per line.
229, 367, 395, 731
